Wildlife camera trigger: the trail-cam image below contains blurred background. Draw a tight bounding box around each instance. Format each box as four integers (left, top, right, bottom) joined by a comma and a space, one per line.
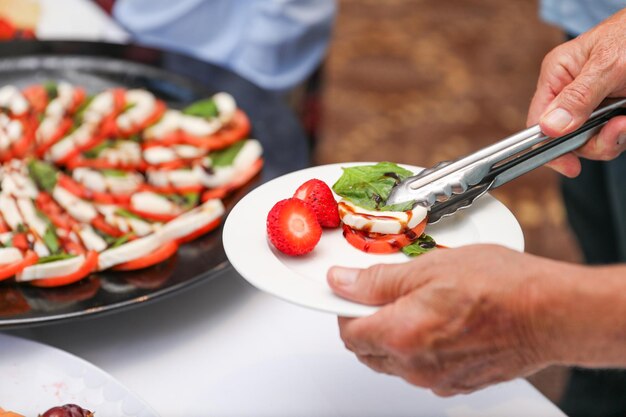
0, 0, 580, 408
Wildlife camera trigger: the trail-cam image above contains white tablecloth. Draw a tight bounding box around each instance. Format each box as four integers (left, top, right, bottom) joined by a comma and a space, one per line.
11, 269, 567, 417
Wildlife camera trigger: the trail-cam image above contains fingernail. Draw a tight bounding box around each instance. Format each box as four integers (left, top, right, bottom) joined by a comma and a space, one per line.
618, 133, 626, 148
331, 267, 359, 287
542, 108, 573, 132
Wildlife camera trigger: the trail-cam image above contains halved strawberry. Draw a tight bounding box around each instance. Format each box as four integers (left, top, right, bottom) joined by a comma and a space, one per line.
266, 198, 322, 256
293, 179, 340, 228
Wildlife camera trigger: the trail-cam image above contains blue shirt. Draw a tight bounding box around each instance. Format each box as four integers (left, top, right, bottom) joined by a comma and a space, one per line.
540, 0, 626, 35
113, 0, 336, 92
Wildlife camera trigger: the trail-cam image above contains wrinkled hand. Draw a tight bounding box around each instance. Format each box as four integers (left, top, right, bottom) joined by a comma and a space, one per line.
528, 8, 626, 177
327, 245, 563, 396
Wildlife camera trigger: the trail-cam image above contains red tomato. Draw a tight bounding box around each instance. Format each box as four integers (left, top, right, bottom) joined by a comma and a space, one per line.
0, 251, 38, 282
342, 218, 428, 254
113, 240, 178, 271
29, 251, 98, 288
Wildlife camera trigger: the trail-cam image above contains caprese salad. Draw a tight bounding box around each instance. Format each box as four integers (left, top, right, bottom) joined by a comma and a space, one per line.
0, 82, 264, 287
266, 162, 436, 257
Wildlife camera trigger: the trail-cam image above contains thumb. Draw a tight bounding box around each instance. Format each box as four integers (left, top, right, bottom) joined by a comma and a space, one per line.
327, 262, 426, 305
540, 69, 612, 137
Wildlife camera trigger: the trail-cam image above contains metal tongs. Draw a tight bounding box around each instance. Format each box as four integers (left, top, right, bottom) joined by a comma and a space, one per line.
387, 98, 626, 224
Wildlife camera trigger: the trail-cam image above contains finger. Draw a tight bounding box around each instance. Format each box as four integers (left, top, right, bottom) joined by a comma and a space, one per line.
355, 353, 397, 375
327, 259, 432, 305
574, 115, 626, 161
543, 152, 582, 178
337, 311, 394, 356
540, 65, 616, 137
527, 48, 576, 127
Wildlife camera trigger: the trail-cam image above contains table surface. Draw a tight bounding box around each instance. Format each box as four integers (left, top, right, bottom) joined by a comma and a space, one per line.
4, 2, 568, 416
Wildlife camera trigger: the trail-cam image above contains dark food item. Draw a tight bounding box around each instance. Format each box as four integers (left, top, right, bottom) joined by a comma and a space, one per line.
39, 404, 93, 417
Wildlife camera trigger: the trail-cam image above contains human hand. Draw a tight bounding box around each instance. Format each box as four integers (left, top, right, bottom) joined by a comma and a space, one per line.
527, 8, 626, 177
327, 245, 568, 396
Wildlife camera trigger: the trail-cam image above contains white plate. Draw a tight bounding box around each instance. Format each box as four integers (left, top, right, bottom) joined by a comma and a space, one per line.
0, 333, 158, 417
223, 163, 524, 317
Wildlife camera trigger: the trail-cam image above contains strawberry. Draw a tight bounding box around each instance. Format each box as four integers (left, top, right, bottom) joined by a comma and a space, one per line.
293, 179, 340, 228
267, 198, 322, 256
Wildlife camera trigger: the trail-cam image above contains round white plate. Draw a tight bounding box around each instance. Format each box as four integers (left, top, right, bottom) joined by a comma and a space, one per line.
0, 333, 158, 417
223, 163, 524, 317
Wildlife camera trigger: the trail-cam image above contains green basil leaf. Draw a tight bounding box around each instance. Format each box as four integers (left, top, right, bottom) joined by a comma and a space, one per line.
36, 253, 77, 264
401, 234, 437, 257
182, 98, 218, 118
210, 140, 246, 167
332, 162, 414, 211
115, 208, 142, 220
102, 169, 128, 178
43, 81, 58, 100
83, 140, 112, 159
42, 226, 61, 254
73, 96, 93, 122
110, 234, 131, 248
28, 159, 58, 192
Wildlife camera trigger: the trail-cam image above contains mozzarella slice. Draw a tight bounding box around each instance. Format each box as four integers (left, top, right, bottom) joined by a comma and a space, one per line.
179, 114, 221, 137
143, 146, 176, 165
338, 199, 428, 235
158, 199, 224, 242
213, 92, 236, 124
17, 254, 85, 282
144, 110, 181, 139
16, 197, 47, 237
0, 247, 22, 265
0, 85, 29, 115
131, 191, 178, 215
196, 139, 262, 188
147, 168, 201, 189
98, 233, 161, 270
78, 225, 108, 252
99, 141, 142, 166
52, 185, 98, 223
117, 89, 157, 131
0, 194, 23, 230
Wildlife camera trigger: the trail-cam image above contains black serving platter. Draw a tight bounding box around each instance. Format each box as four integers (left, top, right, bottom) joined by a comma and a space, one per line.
0, 41, 309, 328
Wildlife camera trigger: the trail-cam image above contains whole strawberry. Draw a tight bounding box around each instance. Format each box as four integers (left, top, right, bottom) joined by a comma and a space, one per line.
267, 198, 322, 256
293, 179, 340, 228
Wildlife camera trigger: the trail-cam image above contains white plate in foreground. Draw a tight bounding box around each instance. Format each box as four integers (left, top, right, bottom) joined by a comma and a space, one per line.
0, 333, 158, 417
223, 163, 524, 317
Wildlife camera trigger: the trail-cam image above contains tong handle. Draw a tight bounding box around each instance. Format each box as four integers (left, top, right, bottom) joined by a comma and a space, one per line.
490, 98, 626, 188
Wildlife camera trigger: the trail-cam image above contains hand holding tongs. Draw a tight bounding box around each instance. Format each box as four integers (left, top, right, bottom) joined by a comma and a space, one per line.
387, 98, 626, 224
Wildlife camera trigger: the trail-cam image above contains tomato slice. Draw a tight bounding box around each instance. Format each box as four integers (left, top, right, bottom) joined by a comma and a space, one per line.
0, 251, 38, 282
127, 207, 178, 223
342, 218, 428, 254
10, 117, 36, 158
176, 217, 222, 244
179, 109, 251, 150
29, 251, 98, 288
91, 216, 125, 238
57, 175, 123, 205
35, 118, 73, 157
114, 100, 167, 137
201, 157, 263, 201
142, 183, 204, 195
66, 156, 147, 172
22, 85, 48, 113
144, 109, 251, 150
112, 240, 178, 271
12, 233, 30, 251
